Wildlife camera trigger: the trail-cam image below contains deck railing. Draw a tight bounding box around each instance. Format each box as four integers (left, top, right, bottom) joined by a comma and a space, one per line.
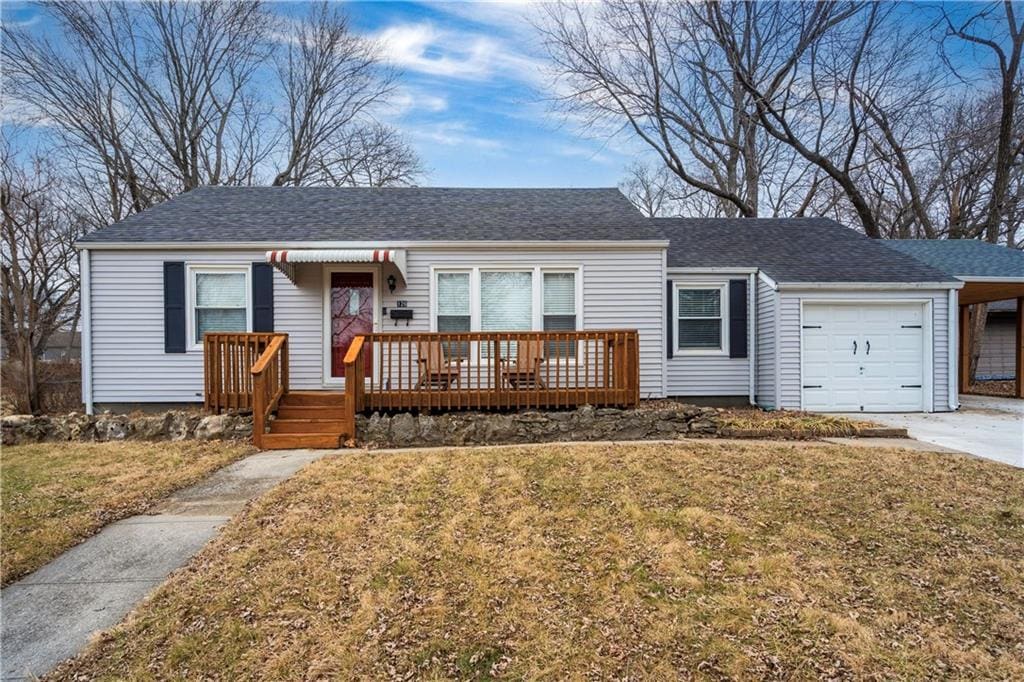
342, 330, 639, 413
204, 333, 288, 417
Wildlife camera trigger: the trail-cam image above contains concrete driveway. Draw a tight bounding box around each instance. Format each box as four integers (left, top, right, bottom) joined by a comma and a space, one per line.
850, 395, 1023, 468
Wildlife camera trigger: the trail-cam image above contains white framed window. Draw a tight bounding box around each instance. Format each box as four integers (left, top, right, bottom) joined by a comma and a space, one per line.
436, 271, 471, 332
542, 271, 577, 357
675, 283, 727, 354
187, 265, 251, 348
481, 270, 533, 331
431, 266, 580, 336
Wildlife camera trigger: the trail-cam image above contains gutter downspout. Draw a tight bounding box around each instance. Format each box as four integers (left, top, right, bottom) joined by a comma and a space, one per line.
948, 288, 958, 411
748, 272, 756, 405
774, 288, 782, 410
80, 248, 94, 415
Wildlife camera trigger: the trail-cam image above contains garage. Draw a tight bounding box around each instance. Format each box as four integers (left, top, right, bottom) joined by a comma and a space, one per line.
802, 302, 927, 412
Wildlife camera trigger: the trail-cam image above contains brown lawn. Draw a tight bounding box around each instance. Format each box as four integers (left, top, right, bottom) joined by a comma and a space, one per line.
1, 440, 253, 585
49, 441, 1024, 680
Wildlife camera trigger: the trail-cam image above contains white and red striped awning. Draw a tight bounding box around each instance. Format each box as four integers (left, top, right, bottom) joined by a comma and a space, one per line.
265, 248, 406, 284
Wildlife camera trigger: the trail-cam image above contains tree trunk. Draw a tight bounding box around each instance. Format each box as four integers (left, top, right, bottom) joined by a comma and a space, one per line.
968, 303, 988, 389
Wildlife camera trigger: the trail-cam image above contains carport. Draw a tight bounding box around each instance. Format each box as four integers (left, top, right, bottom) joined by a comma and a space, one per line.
885, 240, 1024, 398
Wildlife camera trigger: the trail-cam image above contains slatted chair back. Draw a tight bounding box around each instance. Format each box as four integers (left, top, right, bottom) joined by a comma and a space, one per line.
417, 340, 449, 372
512, 338, 545, 371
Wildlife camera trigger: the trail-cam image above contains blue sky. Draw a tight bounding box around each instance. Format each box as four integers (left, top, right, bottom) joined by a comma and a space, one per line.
334, 1, 640, 187
2, 1, 997, 189
2, 1, 637, 188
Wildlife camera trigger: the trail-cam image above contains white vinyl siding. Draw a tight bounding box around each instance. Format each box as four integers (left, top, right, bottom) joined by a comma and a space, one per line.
665, 273, 750, 397
87, 245, 667, 404
755, 277, 778, 409
774, 289, 952, 412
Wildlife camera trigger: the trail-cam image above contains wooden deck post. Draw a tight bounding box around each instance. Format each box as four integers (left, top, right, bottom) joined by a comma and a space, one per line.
1016, 297, 1023, 399
959, 304, 971, 394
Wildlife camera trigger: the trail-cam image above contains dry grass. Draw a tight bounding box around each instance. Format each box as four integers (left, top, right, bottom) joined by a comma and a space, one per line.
51, 442, 1024, 680
1, 440, 253, 585
719, 409, 878, 436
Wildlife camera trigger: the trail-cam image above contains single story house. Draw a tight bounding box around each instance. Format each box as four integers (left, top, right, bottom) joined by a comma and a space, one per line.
75, 187, 965, 445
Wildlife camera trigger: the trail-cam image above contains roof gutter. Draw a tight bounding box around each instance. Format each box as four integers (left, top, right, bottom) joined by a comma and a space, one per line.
75, 239, 671, 251
666, 266, 759, 274
955, 275, 1024, 283
776, 280, 963, 291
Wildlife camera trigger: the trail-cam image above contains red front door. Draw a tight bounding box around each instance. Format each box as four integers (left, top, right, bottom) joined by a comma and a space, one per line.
330, 272, 374, 378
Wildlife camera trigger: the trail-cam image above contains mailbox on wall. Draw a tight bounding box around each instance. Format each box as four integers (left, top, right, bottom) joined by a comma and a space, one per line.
389, 308, 413, 326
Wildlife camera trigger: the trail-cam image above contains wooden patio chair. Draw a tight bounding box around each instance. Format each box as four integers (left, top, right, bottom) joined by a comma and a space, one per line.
501, 338, 547, 389
416, 340, 463, 389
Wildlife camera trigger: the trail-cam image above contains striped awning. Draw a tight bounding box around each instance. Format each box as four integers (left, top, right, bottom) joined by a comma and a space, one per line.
265, 248, 407, 284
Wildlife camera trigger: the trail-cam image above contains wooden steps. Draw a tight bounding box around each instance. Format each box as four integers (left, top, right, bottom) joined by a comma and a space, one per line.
258, 392, 352, 450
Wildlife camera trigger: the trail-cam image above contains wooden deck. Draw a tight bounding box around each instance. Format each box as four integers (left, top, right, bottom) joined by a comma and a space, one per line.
206, 330, 640, 448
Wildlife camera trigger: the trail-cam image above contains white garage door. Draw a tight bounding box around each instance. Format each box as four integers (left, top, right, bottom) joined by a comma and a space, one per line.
802, 303, 925, 412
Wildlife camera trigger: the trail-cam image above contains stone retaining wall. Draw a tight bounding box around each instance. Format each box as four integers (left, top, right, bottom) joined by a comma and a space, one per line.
1, 411, 253, 446
4, 404, 898, 448
357, 404, 723, 449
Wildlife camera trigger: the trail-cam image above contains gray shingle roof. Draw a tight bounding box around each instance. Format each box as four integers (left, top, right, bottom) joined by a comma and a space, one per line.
882, 240, 1024, 279
656, 217, 958, 283
77, 186, 663, 243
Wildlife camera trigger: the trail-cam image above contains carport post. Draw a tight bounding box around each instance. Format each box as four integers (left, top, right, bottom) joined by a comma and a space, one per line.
1017, 297, 1023, 399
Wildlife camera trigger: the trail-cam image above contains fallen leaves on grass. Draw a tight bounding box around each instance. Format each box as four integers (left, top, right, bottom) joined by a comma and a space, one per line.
1, 440, 253, 585
719, 409, 877, 436
50, 442, 1024, 680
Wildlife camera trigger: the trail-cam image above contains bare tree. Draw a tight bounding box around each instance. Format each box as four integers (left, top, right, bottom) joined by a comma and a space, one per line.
2, 0, 422, 210
1, 145, 86, 413
4, 0, 274, 208
704, 2, 954, 238
941, 1, 1024, 244
539, 0, 806, 217
272, 2, 406, 186
619, 163, 675, 217
317, 123, 424, 188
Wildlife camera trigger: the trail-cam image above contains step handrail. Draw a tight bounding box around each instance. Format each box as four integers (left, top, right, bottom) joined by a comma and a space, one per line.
341, 336, 366, 445
250, 334, 289, 449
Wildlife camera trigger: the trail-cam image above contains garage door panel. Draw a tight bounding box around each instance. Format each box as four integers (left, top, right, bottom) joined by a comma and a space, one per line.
802, 303, 925, 412
861, 307, 893, 323
830, 362, 863, 379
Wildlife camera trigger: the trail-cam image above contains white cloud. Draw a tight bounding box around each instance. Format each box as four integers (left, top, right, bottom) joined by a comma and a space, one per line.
386, 86, 449, 116
553, 143, 614, 165
370, 22, 549, 86
409, 121, 505, 152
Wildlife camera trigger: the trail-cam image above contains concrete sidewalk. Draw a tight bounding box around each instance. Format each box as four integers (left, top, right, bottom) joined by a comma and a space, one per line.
1, 448, 336, 680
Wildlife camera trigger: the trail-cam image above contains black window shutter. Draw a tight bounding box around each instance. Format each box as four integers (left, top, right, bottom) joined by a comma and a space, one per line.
163, 262, 186, 353
729, 279, 748, 359
252, 262, 274, 332
666, 279, 674, 359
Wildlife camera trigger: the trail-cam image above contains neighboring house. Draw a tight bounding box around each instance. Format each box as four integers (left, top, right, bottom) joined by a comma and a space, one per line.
76, 187, 962, 419
0, 330, 80, 362
978, 299, 1017, 381
41, 331, 81, 362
